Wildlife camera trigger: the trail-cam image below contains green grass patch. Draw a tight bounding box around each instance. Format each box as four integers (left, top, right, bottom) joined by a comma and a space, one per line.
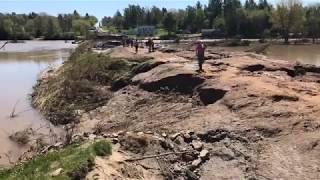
0, 140, 112, 180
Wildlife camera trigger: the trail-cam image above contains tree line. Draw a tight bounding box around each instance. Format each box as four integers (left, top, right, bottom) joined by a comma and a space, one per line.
0, 10, 97, 40
102, 0, 320, 43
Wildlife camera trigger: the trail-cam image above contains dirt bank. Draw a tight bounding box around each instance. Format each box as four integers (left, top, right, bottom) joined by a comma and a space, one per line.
31, 44, 320, 179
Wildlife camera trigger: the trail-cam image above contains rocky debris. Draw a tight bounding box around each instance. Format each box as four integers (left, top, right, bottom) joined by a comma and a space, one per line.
170, 132, 181, 140
190, 158, 202, 170
85, 129, 255, 180
161, 132, 167, 138
199, 149, 209, 160
185, 169, 199, 180
192, 141, 203, 151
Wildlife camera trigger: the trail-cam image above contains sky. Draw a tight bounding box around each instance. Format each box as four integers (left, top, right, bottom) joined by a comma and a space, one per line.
0, 0, 318, 20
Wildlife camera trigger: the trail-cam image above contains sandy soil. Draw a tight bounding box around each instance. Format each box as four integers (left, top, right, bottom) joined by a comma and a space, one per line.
76, 46, 320, 179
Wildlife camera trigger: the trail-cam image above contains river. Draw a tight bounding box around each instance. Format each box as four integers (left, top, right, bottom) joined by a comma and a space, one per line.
0, 41, 76, 166
266, 44, 320, 66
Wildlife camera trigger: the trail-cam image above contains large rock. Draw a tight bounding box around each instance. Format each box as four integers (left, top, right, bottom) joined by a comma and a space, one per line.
132, 64, 205, 94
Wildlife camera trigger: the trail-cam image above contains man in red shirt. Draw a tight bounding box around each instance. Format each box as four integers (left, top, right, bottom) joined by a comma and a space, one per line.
196, 41, 206, 72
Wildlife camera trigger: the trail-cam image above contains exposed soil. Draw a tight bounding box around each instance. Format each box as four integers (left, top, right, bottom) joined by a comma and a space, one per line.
34, 45, 320, 179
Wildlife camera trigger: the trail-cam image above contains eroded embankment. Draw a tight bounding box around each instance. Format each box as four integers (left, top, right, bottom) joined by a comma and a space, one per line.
31, 45, 320, 179
31, 43, 157, 125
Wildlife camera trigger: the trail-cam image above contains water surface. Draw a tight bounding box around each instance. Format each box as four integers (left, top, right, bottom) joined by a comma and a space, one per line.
266, 44, 320, 66
0, 41, 76, 166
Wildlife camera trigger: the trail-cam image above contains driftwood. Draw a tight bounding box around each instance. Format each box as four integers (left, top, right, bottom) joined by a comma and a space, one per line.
125, 150, 196, 162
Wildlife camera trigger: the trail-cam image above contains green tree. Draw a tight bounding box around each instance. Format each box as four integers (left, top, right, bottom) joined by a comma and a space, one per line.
272, 0, 304, 43
206, 0, 223, 27
163, 12, 177, 34
112, 11, 124, 29
224, 0, 242, 36
245, 0, 258, 10
305, 4, 320, 43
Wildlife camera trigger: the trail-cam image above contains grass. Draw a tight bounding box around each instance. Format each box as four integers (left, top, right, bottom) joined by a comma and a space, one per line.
0, 140, 112, 180
31, 42, 148, 125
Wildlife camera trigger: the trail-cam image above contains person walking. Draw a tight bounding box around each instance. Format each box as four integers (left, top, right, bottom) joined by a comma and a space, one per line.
195, 41, 206, 72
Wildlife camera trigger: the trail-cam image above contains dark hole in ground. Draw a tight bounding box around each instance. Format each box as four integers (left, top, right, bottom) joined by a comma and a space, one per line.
198, 88, 227, 105
272, 95, 299, 102
242, 64, 265, 72
279, 68, 296, 77
140, 74, 205, 94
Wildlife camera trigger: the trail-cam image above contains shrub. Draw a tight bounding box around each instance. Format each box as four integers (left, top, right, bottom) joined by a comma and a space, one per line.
92, 140, 112, 156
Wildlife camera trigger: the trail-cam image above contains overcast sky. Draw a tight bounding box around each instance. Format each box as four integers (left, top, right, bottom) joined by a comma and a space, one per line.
1, 0, 318, 20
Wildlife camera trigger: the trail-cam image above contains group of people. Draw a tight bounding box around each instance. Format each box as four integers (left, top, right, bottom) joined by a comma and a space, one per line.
123, 38, 207, 72
124, 38, 155, 54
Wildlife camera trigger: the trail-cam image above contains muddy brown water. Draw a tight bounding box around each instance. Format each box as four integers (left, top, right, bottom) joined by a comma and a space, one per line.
266, 44, 320, 66
0, 41, 76, 166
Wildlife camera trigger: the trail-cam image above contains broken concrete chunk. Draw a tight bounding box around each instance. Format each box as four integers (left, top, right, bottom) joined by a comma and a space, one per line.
183, 133, 192, 143
174, 136, 185, 145
170, 132, 181, 140
199, 149, 209, 160
192, 141, 203, 151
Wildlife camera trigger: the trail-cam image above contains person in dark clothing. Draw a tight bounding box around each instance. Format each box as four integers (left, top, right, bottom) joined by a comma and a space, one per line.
134, 39, 139, 53
195, 41, 206, 72
151, 39, 155, 52
130, 39, 134, 47
147, 38, 152, 52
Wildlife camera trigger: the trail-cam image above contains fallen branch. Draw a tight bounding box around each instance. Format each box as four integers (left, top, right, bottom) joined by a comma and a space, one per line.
125, 150, 196, 162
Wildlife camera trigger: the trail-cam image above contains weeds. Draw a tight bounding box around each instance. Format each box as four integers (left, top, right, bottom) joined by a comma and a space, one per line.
0, 140, 112, 180
93, 140, 112, 156
31, 42, 148, 125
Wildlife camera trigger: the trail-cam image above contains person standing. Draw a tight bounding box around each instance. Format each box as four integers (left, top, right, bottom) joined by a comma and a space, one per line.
134, 39, 139, 53
195, 41, 206, 72
151, 39, 155, 52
